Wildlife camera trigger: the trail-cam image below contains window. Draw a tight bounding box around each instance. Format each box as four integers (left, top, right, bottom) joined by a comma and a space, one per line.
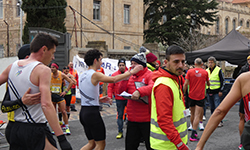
0, 0, 3, 19
93, 1, 100, 20
233, 19, 236, 30
16, 0, 21, 17
124, 5, 130, 24
124, 46, 131, 50
216, 18, 219, 34
225, 18, 228, 34
247, 21, 249, 28
0, 45, 3, 58
240, 20, 243, 27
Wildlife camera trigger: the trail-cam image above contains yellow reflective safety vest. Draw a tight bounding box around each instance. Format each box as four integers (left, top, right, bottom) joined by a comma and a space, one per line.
150, 77, 187, 150
206, 66, 221, 90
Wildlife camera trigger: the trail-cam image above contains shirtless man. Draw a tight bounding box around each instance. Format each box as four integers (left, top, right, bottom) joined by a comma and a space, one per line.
0, 33, 72, 150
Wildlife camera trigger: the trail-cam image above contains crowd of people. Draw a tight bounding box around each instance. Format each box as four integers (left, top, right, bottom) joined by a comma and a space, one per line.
1, 32, 250, 150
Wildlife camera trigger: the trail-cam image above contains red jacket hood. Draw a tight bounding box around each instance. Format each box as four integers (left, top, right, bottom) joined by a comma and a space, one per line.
152, 67, 180, 83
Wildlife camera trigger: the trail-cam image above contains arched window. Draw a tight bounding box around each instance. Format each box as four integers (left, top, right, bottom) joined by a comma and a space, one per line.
216, 18, 219, 34
247, 21, 250, 28
225, 18, 228, 34
233, 19, 236, 29
240, 20, 243, 26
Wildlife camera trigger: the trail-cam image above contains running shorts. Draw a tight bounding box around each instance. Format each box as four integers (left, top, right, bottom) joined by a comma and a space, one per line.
79, 106, 106, 141
7, 121, 57, 150
189, 98, 205, 107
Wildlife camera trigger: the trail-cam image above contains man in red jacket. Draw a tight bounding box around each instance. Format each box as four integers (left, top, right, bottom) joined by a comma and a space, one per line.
107, 58, 128, 139
119, 53, 154, 150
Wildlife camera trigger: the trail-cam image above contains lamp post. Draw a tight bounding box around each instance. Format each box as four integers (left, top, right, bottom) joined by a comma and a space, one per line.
17, 0, 23, 47
3, 20, 9, 57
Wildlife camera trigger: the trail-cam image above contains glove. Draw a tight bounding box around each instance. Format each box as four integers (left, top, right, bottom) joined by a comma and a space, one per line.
57, 134, 72, 150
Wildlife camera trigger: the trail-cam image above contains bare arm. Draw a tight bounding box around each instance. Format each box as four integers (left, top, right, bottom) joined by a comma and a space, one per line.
183, 79, 189, 95
196, 74, 244, 150
92, 65, 143, 85
0, 64, 12, 85
61, 72, 73, 97
206, 80, 210, 87
38, 66, 64, 136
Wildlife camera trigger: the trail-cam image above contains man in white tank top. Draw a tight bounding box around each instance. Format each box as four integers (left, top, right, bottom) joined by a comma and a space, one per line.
79, 49, 143, 150
0, 33, 72, 150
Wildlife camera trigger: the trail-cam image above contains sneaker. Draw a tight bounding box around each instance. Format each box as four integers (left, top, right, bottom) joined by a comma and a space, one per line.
61, 124, 67, 130
218, 122, 223, 127
65, 127, 71, 135
51, 131, 55, 135
238, 144, 243, 150
199, 122, 204, 131
71, 108, 77, 112
190, 134, 199, 142
188, 123, 193, 131
59, 121, 64, 126
116, 132, 123, 139
203, 116, 206, 121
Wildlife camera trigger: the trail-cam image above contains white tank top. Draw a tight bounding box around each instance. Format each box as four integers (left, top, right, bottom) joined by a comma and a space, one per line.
79, 69, 100, 106
8, 60, 46, 123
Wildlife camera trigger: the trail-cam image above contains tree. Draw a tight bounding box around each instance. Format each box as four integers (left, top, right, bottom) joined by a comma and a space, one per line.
22, 0, 67, 44
144, 0, 218, 46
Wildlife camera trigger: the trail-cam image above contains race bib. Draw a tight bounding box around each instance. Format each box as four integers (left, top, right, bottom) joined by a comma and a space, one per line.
51, 86, 60, 94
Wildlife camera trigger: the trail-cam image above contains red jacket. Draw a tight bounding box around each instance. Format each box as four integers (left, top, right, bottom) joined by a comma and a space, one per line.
152, 67, 186, 147
107, 68, 128, 100
119, 67, 154, 122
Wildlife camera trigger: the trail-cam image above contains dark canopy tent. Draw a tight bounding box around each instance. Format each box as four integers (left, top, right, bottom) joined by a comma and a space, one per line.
186, 29, 250, 65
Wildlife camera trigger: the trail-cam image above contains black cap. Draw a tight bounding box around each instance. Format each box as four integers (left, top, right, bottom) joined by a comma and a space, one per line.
18, 44, 30, 59
118, 58, 126, 66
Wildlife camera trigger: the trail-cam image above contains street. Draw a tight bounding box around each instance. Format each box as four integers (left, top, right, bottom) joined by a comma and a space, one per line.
0, 102, 241, 150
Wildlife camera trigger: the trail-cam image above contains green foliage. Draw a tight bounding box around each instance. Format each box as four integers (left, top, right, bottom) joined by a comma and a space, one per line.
22, 0, 67, 44
144, 0, 218, 45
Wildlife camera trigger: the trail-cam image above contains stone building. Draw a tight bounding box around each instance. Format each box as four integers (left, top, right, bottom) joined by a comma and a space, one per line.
0, 0, 250, 58
201, 0, 250, 37
65, 0, 144, 50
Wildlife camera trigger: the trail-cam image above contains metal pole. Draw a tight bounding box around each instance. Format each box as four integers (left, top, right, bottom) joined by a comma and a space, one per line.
20, 0, 23, 46
80, 0, 82, 48
4, 20, 9, 57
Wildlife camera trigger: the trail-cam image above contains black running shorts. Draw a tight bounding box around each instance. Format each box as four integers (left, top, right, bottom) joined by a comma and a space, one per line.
79, 106, 106, 141
7, 121, 57, 150
189, 98, 205, 107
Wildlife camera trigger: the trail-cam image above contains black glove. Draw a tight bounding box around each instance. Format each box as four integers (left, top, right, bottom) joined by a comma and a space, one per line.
57, 134, 72, 150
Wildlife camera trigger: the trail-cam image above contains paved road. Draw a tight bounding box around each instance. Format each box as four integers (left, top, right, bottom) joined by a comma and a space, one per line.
0, 102, 242, 150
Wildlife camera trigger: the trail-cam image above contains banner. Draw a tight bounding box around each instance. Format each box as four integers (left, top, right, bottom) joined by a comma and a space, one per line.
73, 55, 131, 76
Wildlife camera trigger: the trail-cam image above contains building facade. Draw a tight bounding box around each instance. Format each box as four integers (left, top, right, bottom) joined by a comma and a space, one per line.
66, 0, 144, 50
0, 0, 250, 58
201, 0, 250, 37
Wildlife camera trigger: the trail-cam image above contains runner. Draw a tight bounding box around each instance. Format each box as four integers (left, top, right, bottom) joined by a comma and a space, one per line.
50, 62, 73, 135
79, 49, 143, 150
0, 33, 72, 150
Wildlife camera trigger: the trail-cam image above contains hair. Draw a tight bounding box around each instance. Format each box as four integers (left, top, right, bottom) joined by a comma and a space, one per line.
84, 49, 103, 66
165, 45, 185, 60
207, 56, 216, 63
194, 58, 203, 65
30, 33, 58, 53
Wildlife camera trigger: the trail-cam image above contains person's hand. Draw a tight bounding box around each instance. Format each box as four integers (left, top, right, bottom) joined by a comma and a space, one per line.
131, 65, 143, 74
218, 91, 223, 97
22, 88, 41, 105
60, 91, 67, 97
100, 96, 113, 105
131, 90, 140, 100
57, 134, 72, 150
